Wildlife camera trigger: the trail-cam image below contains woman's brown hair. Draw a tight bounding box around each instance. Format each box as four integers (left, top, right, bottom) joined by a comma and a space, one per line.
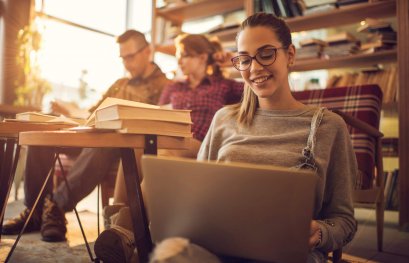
174, 33, 223, 77
230, 12, 292, 126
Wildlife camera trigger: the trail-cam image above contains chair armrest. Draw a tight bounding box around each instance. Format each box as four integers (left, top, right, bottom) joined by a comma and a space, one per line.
332, 109, 383, 138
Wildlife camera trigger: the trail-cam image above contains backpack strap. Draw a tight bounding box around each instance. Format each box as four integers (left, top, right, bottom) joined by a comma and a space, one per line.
298, 107, 326, 170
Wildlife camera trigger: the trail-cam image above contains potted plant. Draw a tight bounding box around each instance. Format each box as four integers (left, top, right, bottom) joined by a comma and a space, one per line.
14, 20, 51, 108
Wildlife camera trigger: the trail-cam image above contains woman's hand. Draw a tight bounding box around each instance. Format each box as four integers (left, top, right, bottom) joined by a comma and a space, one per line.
309, 220, 322, 249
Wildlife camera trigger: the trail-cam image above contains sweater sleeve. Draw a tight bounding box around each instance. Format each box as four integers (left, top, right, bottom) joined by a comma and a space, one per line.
197, 107, 229, 161
316, 115, 358, 252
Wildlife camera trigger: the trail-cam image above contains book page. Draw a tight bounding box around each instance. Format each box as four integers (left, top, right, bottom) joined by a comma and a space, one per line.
16, 112, 56, 122
53, 99, 90, 119
46, 115, 86, 125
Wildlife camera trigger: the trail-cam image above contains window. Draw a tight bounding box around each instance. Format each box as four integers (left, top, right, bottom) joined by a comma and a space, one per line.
38, 0, 127, 36
34, 0, 152, 111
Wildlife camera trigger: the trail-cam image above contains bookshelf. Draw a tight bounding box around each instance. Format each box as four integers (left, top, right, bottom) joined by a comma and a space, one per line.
396, 0, 409, 230
154, 0, 245, 24
286, 0, 395, 32
151, 0, 409, 229
151, 0, 250, 56
291, 49, 396, 72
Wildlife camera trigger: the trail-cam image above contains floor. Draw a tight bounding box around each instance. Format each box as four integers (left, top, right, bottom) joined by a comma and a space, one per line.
1, 186, 409, 263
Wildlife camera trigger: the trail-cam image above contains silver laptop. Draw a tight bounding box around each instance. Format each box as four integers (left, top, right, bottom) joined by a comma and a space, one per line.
141, 155, 317, 263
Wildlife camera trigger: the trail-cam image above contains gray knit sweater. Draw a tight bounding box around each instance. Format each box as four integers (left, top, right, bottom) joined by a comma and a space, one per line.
197, 106, 358, 252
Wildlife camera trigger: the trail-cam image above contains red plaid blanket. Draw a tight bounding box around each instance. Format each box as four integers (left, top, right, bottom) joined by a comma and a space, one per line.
293, 85, 383, 189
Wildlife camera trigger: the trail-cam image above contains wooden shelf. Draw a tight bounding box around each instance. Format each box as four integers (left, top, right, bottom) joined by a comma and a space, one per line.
159, 49, 397, 75
155, 1, 397, 56
291, 49, 397, 72
209, 26, 239, 42
155, 0, 244, 25
286, 0, 396, 32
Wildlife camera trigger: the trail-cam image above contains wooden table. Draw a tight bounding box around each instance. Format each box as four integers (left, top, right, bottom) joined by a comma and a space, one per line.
0, 122, 74, 242
13, 130, 190, 262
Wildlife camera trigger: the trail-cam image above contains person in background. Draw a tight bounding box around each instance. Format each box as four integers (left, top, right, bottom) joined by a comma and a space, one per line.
149, 12, 358, 263
2, 30, 169, 242
93, 33, 244, 263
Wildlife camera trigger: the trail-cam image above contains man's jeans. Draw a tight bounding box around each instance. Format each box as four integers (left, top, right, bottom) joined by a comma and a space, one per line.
24, 146, 120, 212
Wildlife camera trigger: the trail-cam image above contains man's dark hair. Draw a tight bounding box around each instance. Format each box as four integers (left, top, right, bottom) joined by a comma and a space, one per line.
116, 30, 149, 45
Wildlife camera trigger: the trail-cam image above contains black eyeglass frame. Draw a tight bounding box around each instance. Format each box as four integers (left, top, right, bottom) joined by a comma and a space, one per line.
230, 46, 288, 71
120, 43, 149, 61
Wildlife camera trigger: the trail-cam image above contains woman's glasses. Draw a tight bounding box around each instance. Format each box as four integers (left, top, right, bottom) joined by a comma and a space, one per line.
231, 46, 286, 71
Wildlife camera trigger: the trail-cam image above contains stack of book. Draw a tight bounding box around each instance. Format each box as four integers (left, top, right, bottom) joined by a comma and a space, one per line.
326, 65, 397, 103
253, 0, 305, 18
296, 38, 326, 60
337, 0, 369, 6
94, 99, 192, 138
382, 138, 399, 158
323, 32, 360, 58
207, 23, 240, 52
357, 18, 397, 54
384, 169, 399, 211
303, 0, 337, 16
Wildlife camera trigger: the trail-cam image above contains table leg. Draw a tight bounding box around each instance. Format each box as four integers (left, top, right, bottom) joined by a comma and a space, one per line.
0, 139, 18, 243
5, 154, 58, 262
121, 148, 152, 263
0, 139, 5, 166
56, 153, 95, 262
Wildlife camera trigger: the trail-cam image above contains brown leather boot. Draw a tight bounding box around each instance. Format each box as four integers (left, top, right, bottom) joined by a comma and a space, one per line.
94, 207, 138, 263
40, 195, 67, 242
2, 207, 42, 235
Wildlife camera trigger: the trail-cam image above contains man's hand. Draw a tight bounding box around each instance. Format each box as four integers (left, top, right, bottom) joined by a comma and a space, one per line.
50, 101, 71, 116
50, 100, 89, 119
309, 220, 322, 249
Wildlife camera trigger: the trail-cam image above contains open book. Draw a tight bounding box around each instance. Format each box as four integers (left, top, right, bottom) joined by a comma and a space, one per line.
5, 112, 86, 126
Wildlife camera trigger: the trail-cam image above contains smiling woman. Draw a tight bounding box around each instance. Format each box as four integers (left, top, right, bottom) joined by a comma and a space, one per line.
148, 13, 358, 263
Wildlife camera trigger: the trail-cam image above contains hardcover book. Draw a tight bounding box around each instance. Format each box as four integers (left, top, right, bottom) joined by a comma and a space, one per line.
15, 112, 56, 122
95, 103, 192, 124
95, 119, 192, 137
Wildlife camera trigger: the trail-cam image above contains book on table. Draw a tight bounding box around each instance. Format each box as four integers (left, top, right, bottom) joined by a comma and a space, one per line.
5, 112, 86, 126
15, 112, 56, 122
84, 97, 161, 126
95, 103, 192, 124
94, 97, 192, 137
95, 119, 192, 137
7, 97, 193, 138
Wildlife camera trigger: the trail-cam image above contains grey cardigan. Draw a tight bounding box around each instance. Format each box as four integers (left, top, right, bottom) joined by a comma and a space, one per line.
197, 106, 358, 252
